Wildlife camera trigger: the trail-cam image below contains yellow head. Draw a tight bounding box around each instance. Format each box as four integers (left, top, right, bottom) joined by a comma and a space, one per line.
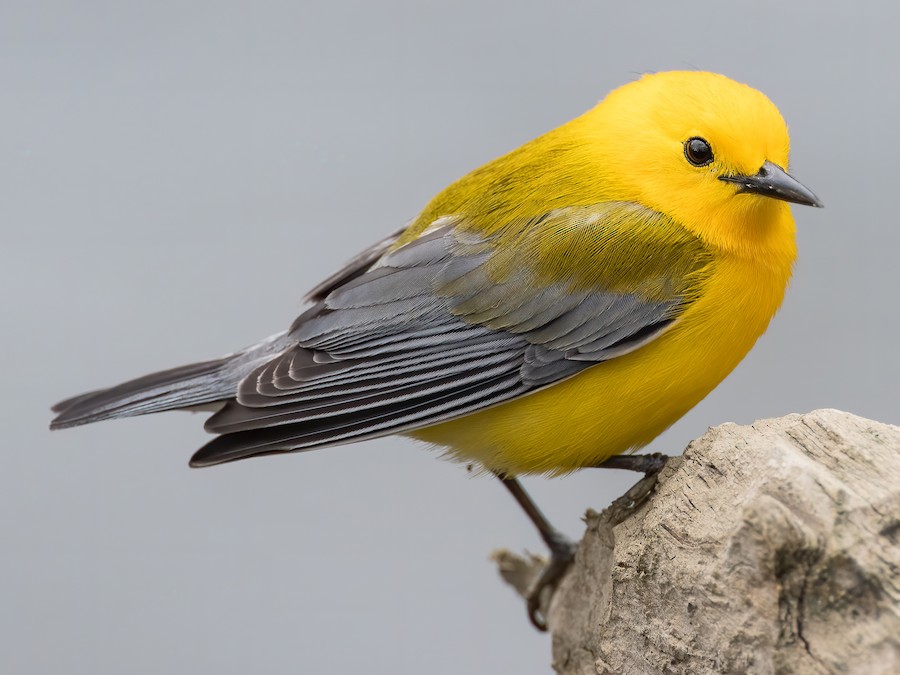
411, 71, 819, 266
576, 71, 820, 260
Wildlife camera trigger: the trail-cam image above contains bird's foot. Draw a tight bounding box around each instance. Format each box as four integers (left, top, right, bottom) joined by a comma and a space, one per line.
605, 469, 664, 525
596, 452, 670, 525
496, 453, 670, 631
496, 475, 579, 631
523, 530, 578, 631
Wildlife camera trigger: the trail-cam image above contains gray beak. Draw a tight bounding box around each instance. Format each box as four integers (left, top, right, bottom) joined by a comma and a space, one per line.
719, 161, 823, 208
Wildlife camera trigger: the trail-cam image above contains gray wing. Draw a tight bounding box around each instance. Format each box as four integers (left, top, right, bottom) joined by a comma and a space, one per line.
191, 211, 694, 466
302, 224, 407, 303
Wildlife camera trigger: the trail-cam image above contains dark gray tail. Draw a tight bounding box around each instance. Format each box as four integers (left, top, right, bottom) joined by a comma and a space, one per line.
50, 332, 291, 430
50, 358, 234, 429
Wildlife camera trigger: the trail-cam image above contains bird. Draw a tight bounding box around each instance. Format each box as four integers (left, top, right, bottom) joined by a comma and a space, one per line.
51, 70, 821, 628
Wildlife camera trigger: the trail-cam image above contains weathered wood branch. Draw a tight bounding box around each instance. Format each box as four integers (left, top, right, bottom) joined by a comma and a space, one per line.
495, 410, 900, 674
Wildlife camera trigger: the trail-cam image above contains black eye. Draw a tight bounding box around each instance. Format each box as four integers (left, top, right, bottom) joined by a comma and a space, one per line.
684, 137, 714, 167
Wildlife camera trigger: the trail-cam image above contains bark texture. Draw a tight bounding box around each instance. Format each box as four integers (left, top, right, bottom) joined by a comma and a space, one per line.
496, 410, 900, 674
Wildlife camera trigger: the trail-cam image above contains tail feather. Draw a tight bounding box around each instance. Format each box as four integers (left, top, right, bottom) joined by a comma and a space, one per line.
50, 331, 292, 430
50, 358, 232, 429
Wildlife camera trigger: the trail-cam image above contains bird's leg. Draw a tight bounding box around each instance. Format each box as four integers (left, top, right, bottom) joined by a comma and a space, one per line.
594, 452, 670, 524
495, 454, 670, 631
495, 473, 577, 631
595, 451, 669, 475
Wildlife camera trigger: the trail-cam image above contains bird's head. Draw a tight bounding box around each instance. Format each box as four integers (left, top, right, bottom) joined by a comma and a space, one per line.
580, 71, 821, 259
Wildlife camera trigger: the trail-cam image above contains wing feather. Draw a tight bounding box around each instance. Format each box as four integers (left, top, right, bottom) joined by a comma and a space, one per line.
192, 203, 711, 466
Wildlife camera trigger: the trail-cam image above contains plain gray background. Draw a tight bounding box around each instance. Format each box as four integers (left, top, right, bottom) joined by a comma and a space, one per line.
4, 1, 899, 673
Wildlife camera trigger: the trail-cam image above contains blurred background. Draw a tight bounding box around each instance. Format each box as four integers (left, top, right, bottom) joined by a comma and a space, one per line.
3, 1, 898, 673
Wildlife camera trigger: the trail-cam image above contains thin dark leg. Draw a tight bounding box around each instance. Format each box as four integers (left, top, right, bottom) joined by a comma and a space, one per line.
595, 452, 669, 475
495, 473, 577, 631
497, 475, 571, 553
495, 454, 671, 631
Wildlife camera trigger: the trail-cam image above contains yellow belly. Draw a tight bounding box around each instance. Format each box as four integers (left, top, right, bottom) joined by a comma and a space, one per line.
407, 254, 791, 475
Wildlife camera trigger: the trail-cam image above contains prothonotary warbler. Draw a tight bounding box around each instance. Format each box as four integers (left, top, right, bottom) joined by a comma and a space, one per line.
51, 71, 821, 627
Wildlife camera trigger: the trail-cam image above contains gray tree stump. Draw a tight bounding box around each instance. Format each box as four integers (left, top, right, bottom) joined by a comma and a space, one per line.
495, 410, 900, 674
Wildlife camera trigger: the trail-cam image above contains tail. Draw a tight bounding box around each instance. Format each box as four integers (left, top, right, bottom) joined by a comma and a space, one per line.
50, 332, 291, 430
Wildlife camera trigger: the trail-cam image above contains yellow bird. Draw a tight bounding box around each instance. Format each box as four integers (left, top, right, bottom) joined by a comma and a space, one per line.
51, 71, 820, 626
